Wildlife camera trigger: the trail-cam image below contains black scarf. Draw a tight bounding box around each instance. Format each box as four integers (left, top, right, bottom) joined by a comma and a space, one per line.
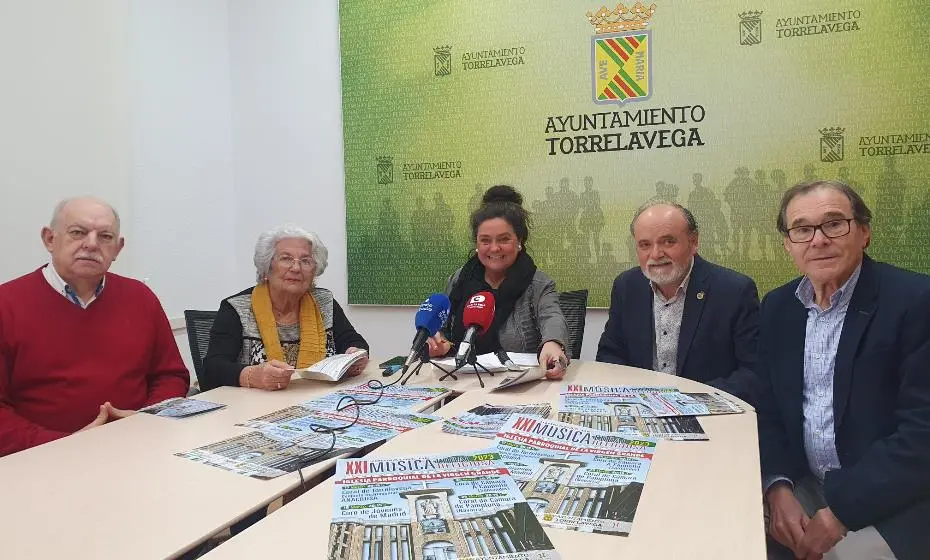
448, 251, 537, 355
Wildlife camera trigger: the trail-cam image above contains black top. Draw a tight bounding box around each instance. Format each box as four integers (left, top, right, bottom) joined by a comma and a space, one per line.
200, 286, 368, 390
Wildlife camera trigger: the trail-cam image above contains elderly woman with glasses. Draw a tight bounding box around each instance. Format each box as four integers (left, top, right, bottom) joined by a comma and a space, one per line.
201, 225, 369, 392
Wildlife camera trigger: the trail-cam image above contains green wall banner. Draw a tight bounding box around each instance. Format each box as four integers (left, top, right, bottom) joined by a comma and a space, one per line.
341, 1, 930, 306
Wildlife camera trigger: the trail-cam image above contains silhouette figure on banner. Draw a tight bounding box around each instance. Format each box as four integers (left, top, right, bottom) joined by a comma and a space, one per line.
724, 167, 759, 260
686, 172, 728, 262
556, 177, 580, 251
579, 176, 605, 263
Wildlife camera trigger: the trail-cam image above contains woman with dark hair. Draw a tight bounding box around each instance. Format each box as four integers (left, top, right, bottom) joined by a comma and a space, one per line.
427, 185, 570, 379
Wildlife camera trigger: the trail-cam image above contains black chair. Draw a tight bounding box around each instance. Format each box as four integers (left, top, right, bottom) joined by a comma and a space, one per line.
184, 310, 217, 392
557, 289, 589, 360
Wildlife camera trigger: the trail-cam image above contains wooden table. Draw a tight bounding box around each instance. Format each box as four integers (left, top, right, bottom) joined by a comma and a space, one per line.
0, 367, 449, 560
203, 361, 766, 559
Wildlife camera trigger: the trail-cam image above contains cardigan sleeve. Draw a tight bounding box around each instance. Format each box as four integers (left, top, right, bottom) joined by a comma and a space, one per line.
534, 273, 569, 352
201, 299, 247, 391
331, 299, 369, 353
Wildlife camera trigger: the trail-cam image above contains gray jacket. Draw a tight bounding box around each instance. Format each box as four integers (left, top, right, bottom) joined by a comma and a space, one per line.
445, 268, 569, 353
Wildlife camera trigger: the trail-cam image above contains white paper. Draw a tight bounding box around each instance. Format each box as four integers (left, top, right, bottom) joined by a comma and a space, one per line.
490, 367, 548, 391
433, 352, 538, 374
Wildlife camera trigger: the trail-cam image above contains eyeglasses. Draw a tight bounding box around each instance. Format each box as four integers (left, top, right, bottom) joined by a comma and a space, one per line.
274, 255, 314, 269
786, 218, 854, 243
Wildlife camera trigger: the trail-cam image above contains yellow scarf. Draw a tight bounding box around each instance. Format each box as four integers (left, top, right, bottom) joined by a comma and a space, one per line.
251, 283, 326, 368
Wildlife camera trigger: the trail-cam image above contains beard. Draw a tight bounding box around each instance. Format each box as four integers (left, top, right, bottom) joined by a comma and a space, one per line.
642, 258, 688, 287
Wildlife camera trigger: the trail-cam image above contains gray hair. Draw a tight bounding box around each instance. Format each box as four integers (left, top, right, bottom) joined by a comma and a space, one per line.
50, 197, 121, 233
253, 224, 328, 283
629, 200, 699, 235
776, 179, 872, 235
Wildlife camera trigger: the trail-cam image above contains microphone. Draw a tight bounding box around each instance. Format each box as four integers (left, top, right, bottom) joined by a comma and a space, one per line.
455, 291, 496, 368
495, 349, 518, 370
403, 293, 451, 371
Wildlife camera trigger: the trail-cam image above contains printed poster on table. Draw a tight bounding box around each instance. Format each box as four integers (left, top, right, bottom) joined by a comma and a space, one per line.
328, 451, 559, 560
494, 414, 656, 536
177, 406, 440, 480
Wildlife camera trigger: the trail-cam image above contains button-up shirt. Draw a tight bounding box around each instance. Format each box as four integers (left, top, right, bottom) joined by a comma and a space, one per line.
42, 263, 105, 308
651, 258, 693, 375
796, 263, 862, 481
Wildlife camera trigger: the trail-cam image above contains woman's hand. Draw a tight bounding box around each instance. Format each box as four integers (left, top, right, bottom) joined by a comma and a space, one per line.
426, 333, 453, 358
539, 341, 568, 380
240, 360, 294, 390
345, 347, 369, 376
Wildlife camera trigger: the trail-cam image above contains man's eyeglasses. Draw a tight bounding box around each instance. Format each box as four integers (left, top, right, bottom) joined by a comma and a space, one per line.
786, 218, 854, 243
275, 255, 314, 269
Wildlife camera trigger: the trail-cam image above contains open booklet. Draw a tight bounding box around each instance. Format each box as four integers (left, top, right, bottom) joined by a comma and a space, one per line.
291, 349, 368, 382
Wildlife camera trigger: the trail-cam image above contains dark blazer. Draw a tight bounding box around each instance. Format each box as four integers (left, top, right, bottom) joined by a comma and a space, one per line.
756, 256, 930, 560
595, 254, 760, 403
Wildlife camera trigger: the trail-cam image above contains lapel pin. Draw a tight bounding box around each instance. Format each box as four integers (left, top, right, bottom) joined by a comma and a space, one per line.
697, 291, 705, 300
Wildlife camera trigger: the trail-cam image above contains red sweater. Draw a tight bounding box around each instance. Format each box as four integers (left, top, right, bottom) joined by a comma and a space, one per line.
0, 268, 189, 456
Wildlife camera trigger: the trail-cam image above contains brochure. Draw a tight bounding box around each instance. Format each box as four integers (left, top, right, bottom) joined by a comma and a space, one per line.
443, 402, 552, 439
329, 451, 560, 560
238, 404, 439, 446
138, 397, 226, 418
559, 385, 742, 419
490, 368, 549, 392
303, 383, 451, 412
493, 414, 656, 536
179, 406, 439, 479
293, 349, 368, 382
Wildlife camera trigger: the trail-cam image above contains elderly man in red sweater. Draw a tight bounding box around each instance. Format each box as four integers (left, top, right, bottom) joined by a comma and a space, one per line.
0, 197, 189, 456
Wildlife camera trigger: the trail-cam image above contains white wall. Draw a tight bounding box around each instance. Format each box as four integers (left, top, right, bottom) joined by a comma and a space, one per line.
0, 0, 606, 367
0, 0, 133, 278
128, 0, 242, 317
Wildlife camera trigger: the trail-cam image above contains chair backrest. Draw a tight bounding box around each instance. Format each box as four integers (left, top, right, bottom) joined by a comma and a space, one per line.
184, 310, 217, 382
557, 289, 589, 360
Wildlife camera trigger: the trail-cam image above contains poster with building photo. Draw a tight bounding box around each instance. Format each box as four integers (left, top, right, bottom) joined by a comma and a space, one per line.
304, 383, 451, 412
238, 404, 441, 448
328, 452, 559, 560
181, 407, 440, 479
494, 415, 656, 536
175, 431, 343, 479
443, 402, 552, 439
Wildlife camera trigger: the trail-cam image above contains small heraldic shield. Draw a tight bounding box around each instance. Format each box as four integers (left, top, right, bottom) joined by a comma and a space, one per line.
377, 156, 394, 185
820, 128, 845, 162
739, 11, 763, 46
588, 2, 656, 105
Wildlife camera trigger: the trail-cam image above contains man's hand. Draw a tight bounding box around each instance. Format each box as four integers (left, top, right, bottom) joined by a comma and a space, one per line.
80, 405, 109, 431
105, 402, 136, 420
766, 483, 810, 557
345, 347, 369, 377
797, 507, 846, 560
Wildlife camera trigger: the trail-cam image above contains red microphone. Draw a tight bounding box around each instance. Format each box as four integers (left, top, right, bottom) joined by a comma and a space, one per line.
455, 291, 496, 367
